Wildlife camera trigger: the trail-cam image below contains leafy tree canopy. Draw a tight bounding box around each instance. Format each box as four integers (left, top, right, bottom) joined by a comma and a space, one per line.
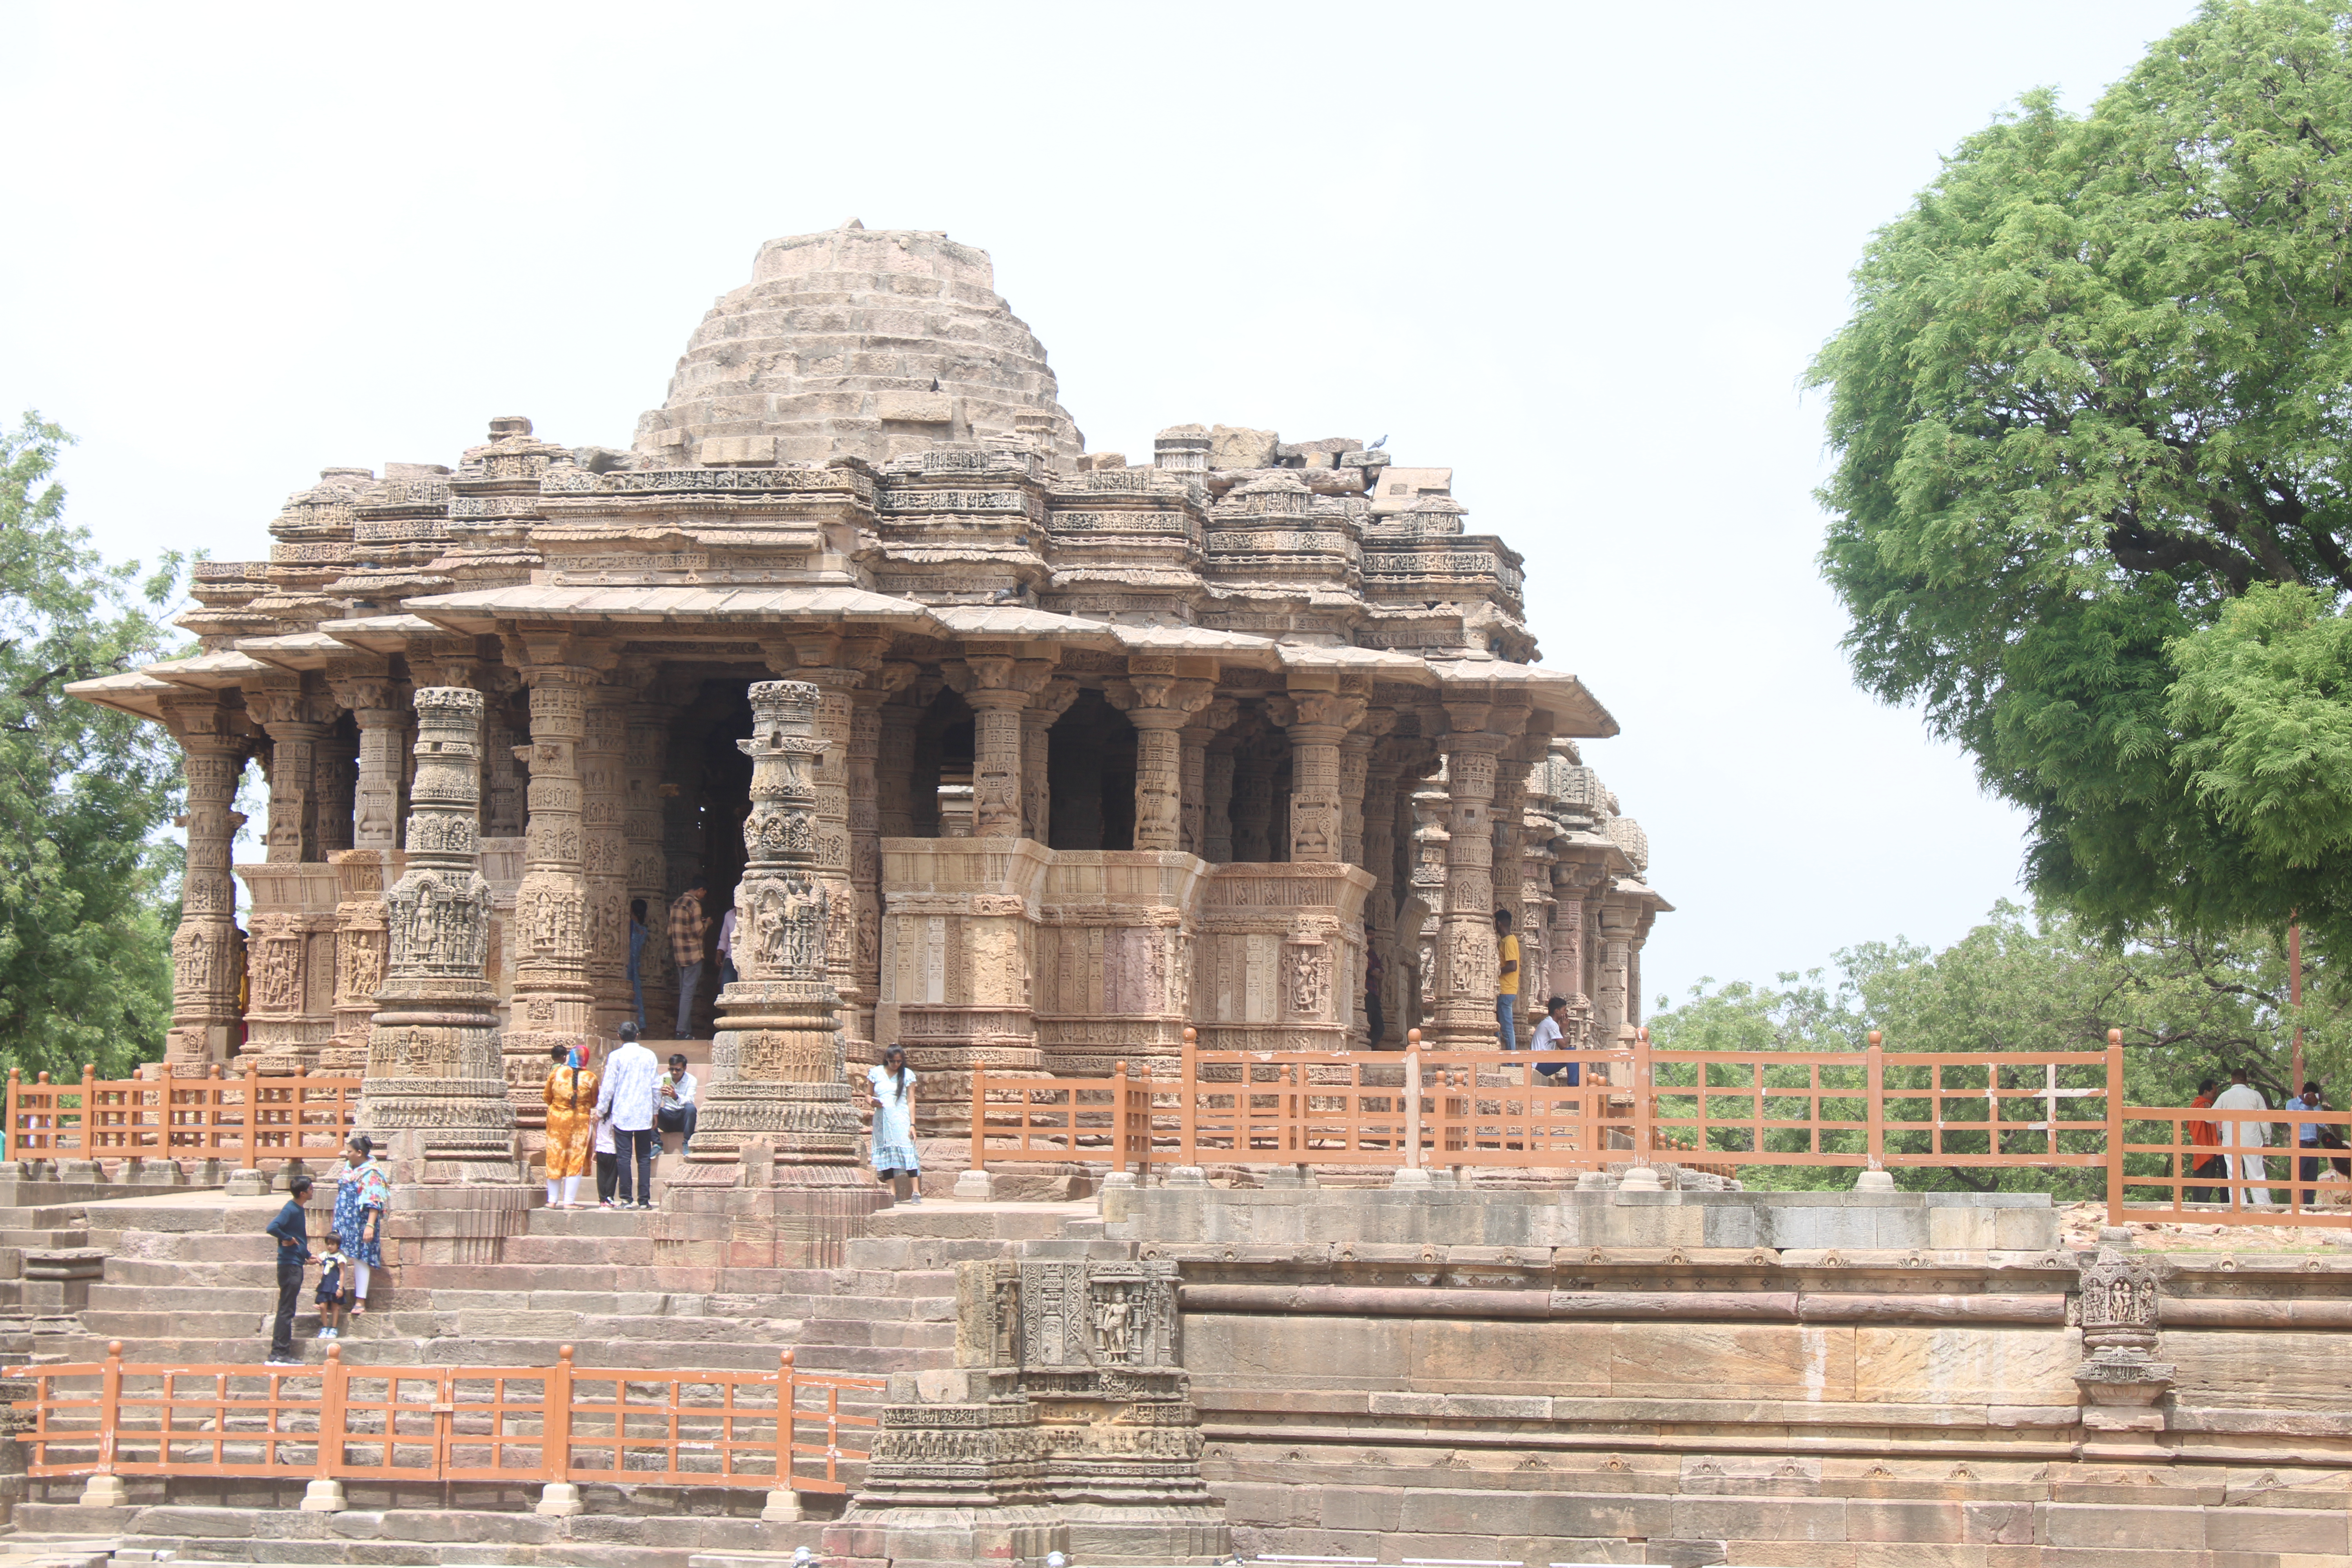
0, 414, 187, 1079
1808, 0, 2352, 952
1648, 901, 2337, 1193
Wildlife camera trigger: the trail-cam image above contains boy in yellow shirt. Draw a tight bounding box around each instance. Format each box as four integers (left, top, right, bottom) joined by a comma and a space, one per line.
1494, 908, 1521, 1049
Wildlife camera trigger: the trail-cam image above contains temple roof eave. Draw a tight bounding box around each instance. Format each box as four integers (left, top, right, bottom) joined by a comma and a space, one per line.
63, 670, 179, 724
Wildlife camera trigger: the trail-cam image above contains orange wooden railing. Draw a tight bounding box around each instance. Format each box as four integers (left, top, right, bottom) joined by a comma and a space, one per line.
972, 1027, 2352, 1228
4, 1063, 362, 1169
8, 1343, 884, 1502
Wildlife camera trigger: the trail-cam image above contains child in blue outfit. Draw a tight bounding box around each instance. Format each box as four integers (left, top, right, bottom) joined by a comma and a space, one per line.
314, 1237, 349, 1339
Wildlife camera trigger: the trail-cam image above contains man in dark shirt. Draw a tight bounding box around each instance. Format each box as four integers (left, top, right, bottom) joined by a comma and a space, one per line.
264, 1176, 314, 1365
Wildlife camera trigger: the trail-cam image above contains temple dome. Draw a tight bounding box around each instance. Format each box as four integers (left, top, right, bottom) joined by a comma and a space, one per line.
634, 222, 1084, 466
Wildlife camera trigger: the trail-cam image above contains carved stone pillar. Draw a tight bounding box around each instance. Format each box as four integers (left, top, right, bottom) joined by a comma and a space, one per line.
776, 641, 869, 1040
361, 686, 517, 1183
1112, 665, 1216, 854
1430, 704, 1507, 1049
1203, 745, 1236, 864
163, 698, 250, 1074
947, 654, 1049, 840
508, 658, 598, 1106
1550, 863, 1599, 1039
339, 681, 408, 852
1596, 897, 1637, 1043
623, 695, 670, 1033
1281, 683, 1364, 864
248, 682, 328, 863
690, 680, 864, 1185
1179, 699, 1234, 860
1362, 755, 1403, 1021
583, 686, 631, 1033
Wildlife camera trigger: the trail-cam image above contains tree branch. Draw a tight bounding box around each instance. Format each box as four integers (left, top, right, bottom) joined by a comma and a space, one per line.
2105, 512, 2259, 593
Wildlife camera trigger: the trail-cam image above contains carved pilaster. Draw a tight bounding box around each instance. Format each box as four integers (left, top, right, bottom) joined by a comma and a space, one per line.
1596, 895, 1637, 1044
774, 642, 869, 1037
332, 677, 407, 852
314, 715, 356, 858
691, 681, 864, 1184
164, 697, 250, 1074
878, 670, 923, 841
361, 686, 517, 1183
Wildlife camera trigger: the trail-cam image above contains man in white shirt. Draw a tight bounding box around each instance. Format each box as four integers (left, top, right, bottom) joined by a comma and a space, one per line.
1531, 995, 1578, 1087
2211, 1067, 2274, 1207
658, 1051, 699, 1154
716, 907, 739, 990
593, 1022, 662, 1209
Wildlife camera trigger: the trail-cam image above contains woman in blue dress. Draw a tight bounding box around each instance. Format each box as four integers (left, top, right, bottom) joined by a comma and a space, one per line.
865, 1045, 920, 1205
331, 1133, 390, 1315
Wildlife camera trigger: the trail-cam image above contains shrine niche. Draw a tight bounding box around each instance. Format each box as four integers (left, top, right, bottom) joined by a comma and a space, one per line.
66, 220, 1669, 1156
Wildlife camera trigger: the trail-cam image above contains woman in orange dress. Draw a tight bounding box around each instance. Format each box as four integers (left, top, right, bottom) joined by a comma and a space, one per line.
542, 1043, 600, 1208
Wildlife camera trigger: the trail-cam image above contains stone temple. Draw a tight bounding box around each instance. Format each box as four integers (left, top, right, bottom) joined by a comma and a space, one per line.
31, 228, 2331, 1568
72, 219, 1670, 1149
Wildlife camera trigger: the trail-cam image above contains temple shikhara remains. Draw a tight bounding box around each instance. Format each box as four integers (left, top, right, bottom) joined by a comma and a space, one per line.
72, 220, 1668, 1149
16, 228, 2342, 1568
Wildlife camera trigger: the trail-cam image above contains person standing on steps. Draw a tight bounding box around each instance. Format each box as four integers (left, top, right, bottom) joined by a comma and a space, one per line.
2185, 1080, 2225, 1204
670, 878, 711, 1040
593, 1102, 619, 1208
1494, 909, 1521, 1051
332, 1134, 389, 1318
544, 1041, 600, 1209
866, 1044, 921, 1205
716, 903, 739, 991
265, 1174, 314, 1365
2212, 1067, 2274, 1206
596, 1021, 662, 1209
626, 898, 651, 1031
314, 1235, 348, 1340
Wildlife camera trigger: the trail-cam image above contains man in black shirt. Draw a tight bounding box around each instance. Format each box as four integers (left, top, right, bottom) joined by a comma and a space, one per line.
264, 1176, 314, 1365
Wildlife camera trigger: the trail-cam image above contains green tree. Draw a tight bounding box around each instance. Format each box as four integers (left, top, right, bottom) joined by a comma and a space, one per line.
1808, 1, 2352, 953
0, 414, 187, 1080
1648, 902, 2338, 1192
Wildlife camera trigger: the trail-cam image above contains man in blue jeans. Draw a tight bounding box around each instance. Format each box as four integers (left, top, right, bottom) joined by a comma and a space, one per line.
264, 1175, 315, 1365
2290, 1079, 2327, 1205
596, 1022, 662, 1209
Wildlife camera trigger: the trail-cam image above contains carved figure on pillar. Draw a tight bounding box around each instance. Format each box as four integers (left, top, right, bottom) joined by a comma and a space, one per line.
688, 680, 866, 1186
360, 686, 518, 1183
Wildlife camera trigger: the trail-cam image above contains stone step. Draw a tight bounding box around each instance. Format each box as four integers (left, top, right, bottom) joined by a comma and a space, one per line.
791, 1318, 956, 1351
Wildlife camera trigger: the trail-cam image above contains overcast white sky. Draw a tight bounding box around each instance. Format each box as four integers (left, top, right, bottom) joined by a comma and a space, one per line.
1, 1, 2200, 1009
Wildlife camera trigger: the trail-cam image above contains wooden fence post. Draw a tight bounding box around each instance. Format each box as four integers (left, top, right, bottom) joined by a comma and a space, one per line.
535, 1345, 583, 1516
78, 1063, 96, 1160
969, 1064, 987, 1176
1178, 1027, 1199, 1173
2105, 1027, 2126, 1227
762, 1349, 802, 1523
79, 1340, 127, 1506
1405, 1030, 1423, 1172
300, 1344, 349, 1512
243, 1059, 263, 1170
5, 1066, 17, 1164
1112, 1062, 1128, 1176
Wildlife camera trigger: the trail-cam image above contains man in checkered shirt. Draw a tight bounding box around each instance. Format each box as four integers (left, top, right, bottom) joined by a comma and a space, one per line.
669, 878, 711, 1039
